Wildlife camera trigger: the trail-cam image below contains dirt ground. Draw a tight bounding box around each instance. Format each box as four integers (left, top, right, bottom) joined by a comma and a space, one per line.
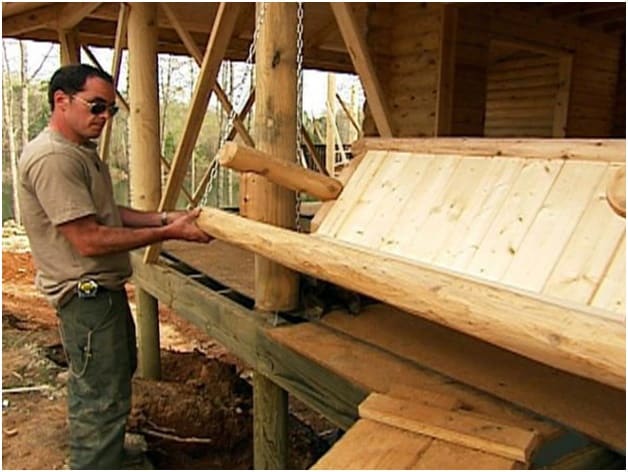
1, 223, 336, 469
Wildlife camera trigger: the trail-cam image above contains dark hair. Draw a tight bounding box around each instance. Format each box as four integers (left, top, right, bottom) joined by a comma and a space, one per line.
48, 64, 114, 110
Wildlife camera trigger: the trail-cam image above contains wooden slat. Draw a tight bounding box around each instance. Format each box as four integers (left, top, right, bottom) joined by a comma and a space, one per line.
355, 154, 431, 249
590, 235, 626, 316
501, 161, 607, 292
404, 158, 492, 262
387, 384, 463, 411
359, 393, 540, 462
413, 438, 522, 470
351, 138, 626, 163
433, 159, 524, 270
543, 166, 625, 304
311, 419, 432, 469
321, 305, 625, 451
330, 3, 394, 137
553, 55, 573, 137
316, 151, 387, 236
465, 159, 564, 281
334, 152, 413, 244
145, 2, 241, 263
383, 155, 461, 258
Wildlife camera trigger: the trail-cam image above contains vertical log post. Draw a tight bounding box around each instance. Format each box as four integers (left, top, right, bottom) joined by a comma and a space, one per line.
59, 29, 80, 65
326, 73, 337, 176
128, 2, 162, 380
250, 3, 298, 469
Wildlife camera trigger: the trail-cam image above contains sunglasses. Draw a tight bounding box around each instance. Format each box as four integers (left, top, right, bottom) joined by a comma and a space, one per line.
73, 95, 119, 117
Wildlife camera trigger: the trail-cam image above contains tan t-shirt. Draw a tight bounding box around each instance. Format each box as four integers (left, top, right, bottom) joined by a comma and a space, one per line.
18, 127, 132, 307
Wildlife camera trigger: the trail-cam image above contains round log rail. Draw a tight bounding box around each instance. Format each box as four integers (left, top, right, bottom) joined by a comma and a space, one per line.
195, 207, 626, 391
218, 142, 343, 201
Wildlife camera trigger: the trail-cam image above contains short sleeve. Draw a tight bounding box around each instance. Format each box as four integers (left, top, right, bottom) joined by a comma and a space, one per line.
25, 153, 97, 226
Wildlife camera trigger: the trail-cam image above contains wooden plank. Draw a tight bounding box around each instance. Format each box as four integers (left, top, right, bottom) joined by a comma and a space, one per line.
331, 3, 394, 137
253, 374, 287, 469
321, 305, 626, 451
359, 393, 540, 462
435, 4, 456, 136
310, 153, 366, 233
353, 138, 626, 163
403, 158, 493, 263
590, 235, 626, 316
413, 438, 522, 470
316, 151, 387, 236
353, 154, 432, 249
543, 166, 625, 304
383, 155, 461, 258
144, 2, 241, 263
501, 161, 608, 293
334, 152, 414, 245
311, 419, 432, 469
196, 208, 626, 389
387, 384, 462, 411
433, 159, 525, 270
268, 322, 558, 438
465, 159, 564, 282
1, 4, 60, 36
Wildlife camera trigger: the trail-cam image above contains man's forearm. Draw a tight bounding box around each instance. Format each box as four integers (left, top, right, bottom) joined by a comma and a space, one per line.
79, 224, 172, 257
118, 206, 164, 228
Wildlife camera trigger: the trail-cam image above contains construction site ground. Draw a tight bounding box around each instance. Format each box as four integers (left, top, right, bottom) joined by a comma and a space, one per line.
1, 224, 335, 469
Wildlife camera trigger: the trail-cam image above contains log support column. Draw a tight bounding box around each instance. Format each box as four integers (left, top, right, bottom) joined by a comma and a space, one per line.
250, 3, 299, 469
128, 2, 162, 380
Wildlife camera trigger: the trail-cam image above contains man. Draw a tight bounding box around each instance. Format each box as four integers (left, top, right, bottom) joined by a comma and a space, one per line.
18, 63, 212, 469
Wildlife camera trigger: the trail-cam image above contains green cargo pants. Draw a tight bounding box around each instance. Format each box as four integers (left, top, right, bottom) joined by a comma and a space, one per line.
57, 288, 137, 470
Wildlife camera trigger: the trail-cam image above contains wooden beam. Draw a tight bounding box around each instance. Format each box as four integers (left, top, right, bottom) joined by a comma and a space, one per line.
160, 3, 254, 147
254, 374, 288, 470
359, 393, 540, 462
130, 251, 364, 431
326, 74, 337, 175
58, 2, 102, 30
553, 55, 573, 138
351, 138, 626, 163
128, 2, 162, 380
2, 4, 60, 36
435, 4, 457, 136
301, 125, 327, 175
249, 2, 300, 312
99, 2, 129, 162
195, 207, 626, 390
144, 2, 241, 263
330, 3, 393, 137
218, 142, 343, 201
335, 93, 361, 137
59, 28, 81, 65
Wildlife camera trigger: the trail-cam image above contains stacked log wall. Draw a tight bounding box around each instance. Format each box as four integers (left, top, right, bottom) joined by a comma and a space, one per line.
484, 53, 558, 137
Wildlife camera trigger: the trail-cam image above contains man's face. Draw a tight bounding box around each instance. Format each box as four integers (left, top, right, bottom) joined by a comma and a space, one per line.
57, 76, 117, 142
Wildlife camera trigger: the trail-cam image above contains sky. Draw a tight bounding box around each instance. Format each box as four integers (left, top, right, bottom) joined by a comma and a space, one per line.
2, 38, 365, 117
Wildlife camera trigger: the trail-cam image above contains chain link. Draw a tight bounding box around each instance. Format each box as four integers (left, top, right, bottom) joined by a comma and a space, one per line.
202, 2, 268, 207
295, 2, 305, 232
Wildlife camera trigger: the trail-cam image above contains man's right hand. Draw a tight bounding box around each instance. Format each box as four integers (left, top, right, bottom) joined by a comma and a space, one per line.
166, 208, 213, 243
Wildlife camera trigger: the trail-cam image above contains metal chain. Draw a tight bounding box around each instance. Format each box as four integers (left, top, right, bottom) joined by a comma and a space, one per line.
295, 1, 305, 232
202, 2, 268, 207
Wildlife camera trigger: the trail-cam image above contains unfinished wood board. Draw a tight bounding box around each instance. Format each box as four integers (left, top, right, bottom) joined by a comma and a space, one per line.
312, 419, 520, 470
387, 384, 462, 411
316, 151, 388, 236
432, 158, 525, 269
590, 235, 626, 316
359, 393, 540, 462
501, 161, 607, 292
464, 158, 564, 281
311, 419, 432, 469
321, 304, 625, 451
543, 166, 626, 305
267, 322, 560, 439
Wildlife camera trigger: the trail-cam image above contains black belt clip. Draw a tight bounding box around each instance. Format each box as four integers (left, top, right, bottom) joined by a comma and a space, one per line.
77, 279, 99, 299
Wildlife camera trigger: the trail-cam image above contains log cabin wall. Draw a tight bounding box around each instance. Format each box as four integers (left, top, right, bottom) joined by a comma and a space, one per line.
362, 4, 623, 139
363, 3, 443, 137
484, 51, 559, 138
612, 42, 625, 137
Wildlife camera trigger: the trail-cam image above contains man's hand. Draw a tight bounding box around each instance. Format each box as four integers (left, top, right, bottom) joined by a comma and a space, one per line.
165, 208, 213, 243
